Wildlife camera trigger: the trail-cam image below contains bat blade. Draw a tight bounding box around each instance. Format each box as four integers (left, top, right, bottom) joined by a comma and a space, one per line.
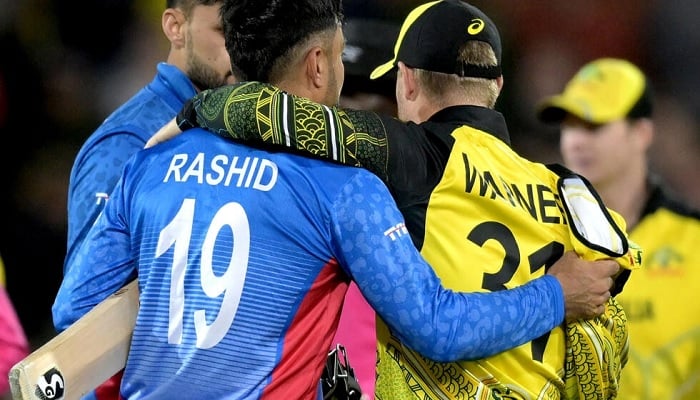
10, 280, 139, 400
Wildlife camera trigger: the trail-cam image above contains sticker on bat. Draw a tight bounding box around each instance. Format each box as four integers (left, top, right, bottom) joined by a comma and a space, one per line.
35, 367, 65, 400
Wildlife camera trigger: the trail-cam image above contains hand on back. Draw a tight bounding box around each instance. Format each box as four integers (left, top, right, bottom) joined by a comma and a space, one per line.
145, 118, 182, 148
547, 251, 619, 321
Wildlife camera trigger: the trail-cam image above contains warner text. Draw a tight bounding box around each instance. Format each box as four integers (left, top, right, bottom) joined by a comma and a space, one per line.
462, 153, 567, 225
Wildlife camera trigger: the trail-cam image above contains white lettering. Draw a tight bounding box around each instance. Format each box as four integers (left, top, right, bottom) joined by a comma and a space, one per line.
225, 156, 250, 187
164, 154, 189, 182
243, 158, 259, 188
95, 192, 110, 205
182, 153, 205, 184
206, 155, 228, 185
163, 153, 278, 191
384, 223, 409, 241
253, 159, 277, 191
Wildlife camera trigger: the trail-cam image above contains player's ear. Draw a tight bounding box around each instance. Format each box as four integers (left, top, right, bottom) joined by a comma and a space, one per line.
305, 46, 325, 89
398, 62, 419, 101
162, 8, 186, 48
633, 118, 654, 152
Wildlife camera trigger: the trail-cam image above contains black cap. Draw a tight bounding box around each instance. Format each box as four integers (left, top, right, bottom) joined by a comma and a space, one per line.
370, 0, 502, 80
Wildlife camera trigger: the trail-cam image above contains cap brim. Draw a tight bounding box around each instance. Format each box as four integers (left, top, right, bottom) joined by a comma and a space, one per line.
370, 59, 395, 80
537, 95, 585, 124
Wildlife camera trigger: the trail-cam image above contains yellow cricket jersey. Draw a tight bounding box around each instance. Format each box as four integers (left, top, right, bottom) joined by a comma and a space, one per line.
373, 125, 634, 400
616, 189, 700, 400
376, 125, 570, 399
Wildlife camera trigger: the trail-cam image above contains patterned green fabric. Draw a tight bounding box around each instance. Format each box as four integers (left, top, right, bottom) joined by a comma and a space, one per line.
191, 82, 391, 182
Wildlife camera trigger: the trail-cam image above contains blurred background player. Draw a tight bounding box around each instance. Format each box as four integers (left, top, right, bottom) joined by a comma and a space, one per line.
537, 57, 700, 400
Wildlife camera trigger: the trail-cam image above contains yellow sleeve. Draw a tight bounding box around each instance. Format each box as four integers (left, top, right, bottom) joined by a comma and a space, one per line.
558, 174, 642, 399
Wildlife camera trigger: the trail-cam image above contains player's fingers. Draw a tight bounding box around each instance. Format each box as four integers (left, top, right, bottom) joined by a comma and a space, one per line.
145, 118, 180, 149
595, 303, 606, 316
603, 259, 621, 276
595, 292, 611, 316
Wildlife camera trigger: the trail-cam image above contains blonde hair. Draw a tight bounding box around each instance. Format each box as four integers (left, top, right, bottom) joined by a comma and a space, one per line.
414, 41, 499, 108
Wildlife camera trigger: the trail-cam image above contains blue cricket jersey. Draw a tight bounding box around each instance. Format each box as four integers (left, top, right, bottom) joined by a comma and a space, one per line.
54, 129, 564, 399
65, 62, 197, 275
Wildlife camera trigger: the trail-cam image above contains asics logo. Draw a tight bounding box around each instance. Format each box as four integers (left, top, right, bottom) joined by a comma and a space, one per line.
467, 18, 485, 35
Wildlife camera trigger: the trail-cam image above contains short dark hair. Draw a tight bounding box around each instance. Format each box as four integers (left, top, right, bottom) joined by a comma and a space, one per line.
221, 0, 344, 82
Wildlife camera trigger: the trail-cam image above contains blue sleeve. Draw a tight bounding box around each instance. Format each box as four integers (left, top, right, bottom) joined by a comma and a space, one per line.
65, 132, 145, 275
330, 172, 565, 362
54, 164, 138, 332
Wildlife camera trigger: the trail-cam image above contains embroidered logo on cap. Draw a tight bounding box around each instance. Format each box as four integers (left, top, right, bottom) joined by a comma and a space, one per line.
467, 18, 485, 35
